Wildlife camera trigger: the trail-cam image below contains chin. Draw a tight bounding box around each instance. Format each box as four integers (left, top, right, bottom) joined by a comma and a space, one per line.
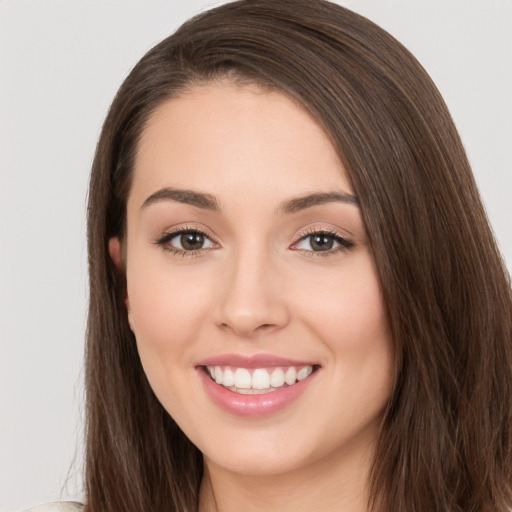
203, 444, 313, 477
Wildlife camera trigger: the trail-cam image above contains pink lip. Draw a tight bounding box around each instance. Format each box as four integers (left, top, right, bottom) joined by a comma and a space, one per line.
196, 353, 316, 369
196, 354, 319, 418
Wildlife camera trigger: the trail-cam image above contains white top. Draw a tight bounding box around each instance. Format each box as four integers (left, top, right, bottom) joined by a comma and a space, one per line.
24, 503, 84, 512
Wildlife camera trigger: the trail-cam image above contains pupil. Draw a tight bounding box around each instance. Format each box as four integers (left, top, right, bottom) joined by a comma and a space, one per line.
311, 235, 333, 251
181, 233, 204, 250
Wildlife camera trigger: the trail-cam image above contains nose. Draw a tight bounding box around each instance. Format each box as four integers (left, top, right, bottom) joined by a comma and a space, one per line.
215, 247, 290, 338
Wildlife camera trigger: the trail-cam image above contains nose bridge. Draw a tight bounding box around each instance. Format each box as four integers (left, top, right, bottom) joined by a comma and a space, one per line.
216, 240, 288, 336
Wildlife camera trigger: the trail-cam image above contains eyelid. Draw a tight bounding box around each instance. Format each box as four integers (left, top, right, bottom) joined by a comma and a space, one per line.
294, 224, 351, 240
152, 223, 220, 254
290, 224, 354, 254
152, 222, 354, 256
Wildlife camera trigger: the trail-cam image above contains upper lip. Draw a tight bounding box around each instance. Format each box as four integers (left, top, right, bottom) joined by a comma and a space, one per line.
196, 353, 318, 369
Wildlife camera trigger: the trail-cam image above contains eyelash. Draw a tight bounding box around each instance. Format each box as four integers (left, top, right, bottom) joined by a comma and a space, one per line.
291, 227, 354, 257
153, 226, 354, 257
153, 226, 216, 257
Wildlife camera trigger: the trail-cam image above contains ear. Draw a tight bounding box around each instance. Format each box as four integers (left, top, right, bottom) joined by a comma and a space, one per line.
108, 237, 134, 330
108, 237, 123, 269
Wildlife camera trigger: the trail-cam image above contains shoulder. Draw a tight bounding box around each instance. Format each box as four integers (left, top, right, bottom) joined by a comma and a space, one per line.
23, 503, 84, 512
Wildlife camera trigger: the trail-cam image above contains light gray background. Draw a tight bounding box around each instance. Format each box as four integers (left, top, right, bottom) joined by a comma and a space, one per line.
1, 1, 510, 511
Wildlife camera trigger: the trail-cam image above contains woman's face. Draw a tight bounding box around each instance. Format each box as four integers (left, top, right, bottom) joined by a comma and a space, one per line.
118, 81, 393, 477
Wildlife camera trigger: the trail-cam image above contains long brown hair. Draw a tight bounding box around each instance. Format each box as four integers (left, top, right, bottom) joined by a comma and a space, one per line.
85, 1, 512, 510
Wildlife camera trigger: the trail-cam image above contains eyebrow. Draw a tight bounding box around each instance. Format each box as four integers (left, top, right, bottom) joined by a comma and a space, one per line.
279, 192, 359, 214
141, 187, 221, 211
141, 187, 359, 213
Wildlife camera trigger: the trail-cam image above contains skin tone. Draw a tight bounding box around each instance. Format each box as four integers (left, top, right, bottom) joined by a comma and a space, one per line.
110, 81, 394, 512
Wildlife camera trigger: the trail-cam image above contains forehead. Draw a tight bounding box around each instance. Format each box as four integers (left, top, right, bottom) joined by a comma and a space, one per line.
130, 81, 352, 208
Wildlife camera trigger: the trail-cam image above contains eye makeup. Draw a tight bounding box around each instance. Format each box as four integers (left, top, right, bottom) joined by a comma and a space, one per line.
152, 225, 218, 256
290, 226, 354, 257
152, 223, 355, 258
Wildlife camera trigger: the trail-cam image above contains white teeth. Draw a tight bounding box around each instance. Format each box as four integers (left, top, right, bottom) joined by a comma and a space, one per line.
252, 369, 270, 390
223, 368, 235, 387
285, 367, 297, 385
234, 368, 252, 389
232, 387, 278, 395
270, 368, 285, 387
206, 365, 314, 393
297, 366, 313, 381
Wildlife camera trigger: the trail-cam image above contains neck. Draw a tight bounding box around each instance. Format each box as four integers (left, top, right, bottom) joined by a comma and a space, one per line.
198, 438, 377, 512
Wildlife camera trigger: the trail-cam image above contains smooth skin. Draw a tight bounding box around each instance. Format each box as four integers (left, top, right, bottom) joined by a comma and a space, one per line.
110, 81, 394, 512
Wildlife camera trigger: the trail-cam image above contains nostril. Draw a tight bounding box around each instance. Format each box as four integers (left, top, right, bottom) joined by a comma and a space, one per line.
218, 320, 282, 337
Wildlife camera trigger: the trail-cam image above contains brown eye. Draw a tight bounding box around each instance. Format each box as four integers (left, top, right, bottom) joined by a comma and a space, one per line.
309, 234, 334, 251
180, 232, 206, 250
292, 231, 354, 255
156, 229, 216, 253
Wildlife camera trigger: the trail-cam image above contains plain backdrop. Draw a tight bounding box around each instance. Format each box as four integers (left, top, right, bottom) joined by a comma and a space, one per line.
1, 1, 511, 510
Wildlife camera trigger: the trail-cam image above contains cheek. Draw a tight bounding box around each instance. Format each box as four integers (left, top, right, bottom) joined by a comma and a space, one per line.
295, 253, 392, 379
125, 258, 218, 415
126, 256, 215, 360
304, 257, 388, 338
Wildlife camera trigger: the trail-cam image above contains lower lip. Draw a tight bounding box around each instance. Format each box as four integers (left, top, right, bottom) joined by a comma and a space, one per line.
197, 367, 318, 417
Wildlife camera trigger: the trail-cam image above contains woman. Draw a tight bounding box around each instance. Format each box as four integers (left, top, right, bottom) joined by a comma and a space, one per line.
30, 0, 512, 510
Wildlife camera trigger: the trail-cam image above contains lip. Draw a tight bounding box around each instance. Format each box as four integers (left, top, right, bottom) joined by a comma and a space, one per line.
196, 353, 320, 417
196, 353, 316, 369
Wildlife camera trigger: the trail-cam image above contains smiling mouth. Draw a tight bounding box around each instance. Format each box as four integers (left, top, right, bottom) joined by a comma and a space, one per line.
203, 365, 318, 395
